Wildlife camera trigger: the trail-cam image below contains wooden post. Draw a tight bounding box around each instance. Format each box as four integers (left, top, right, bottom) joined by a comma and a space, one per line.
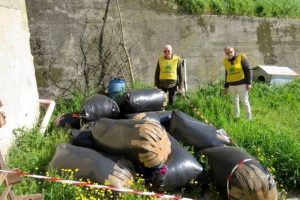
0, 151, 43, 200
0, 151, 16, 200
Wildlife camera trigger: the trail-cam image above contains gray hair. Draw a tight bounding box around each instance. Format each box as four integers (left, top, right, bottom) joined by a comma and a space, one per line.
164, 44, 173, 51
224, 46, 234, 51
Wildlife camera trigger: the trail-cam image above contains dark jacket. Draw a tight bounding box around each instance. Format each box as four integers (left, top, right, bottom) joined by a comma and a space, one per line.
224, 53, 252, 88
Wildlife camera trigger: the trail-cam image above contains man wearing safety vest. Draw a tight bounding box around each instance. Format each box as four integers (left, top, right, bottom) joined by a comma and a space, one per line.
223, 46, 252, 120
154, 44, 184, 105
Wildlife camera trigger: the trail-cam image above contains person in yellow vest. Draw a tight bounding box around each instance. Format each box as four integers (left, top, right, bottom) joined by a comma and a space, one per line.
154, 44, 184, 105
223, 46, 252, 120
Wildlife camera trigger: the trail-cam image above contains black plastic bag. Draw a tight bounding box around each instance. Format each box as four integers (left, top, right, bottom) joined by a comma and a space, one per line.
79, 94, 120, 122
169, 110, 231, 150
124, 110, 172, 132
150, 134, 203, 192
119, 89, 166, 113
201, 146, 278, 200
69, 129, 94, 148
50, 144, 135, 188
92, 118, 171, 168
54, 112, 81, 129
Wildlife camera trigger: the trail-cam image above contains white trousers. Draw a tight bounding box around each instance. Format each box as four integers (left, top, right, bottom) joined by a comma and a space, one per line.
229, 85, 252, 119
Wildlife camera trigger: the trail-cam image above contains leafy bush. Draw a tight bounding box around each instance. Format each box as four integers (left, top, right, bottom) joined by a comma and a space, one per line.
176, 0, 209, 15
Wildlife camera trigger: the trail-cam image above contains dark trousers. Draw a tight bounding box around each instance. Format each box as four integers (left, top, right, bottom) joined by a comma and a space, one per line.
161, 86, 177, 105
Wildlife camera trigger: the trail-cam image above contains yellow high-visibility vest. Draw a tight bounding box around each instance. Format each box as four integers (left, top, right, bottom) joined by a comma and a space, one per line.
223, 54, 245, 82
159, 55, 180, 80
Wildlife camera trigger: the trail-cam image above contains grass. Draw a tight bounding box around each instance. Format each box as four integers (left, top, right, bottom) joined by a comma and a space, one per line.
175, 0, 300, 18
4, 79, 300, 199
175, 79, 300, 191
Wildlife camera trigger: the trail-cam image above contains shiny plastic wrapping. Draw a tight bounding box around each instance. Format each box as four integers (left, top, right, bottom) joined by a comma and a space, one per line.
119, 89, 166, 113
80, 94, 120, 122
50, 143, 135, 188
124, 110, 172, 132
69, 129, 94, 148
201, 146, 278, 200
170, 110, 231, 150
151, 134, 203, 192
92, 118, 171, 168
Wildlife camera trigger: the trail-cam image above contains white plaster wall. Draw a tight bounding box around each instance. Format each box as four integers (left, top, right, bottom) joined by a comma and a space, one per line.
0, 0, 39, 158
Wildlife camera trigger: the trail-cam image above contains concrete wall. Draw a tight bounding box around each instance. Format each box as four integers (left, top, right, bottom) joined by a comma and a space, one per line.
0, 0, 39, 158
25, 0, 300, 98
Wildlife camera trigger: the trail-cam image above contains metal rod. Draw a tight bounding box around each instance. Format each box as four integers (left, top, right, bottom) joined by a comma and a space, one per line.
183, 59, 187, 92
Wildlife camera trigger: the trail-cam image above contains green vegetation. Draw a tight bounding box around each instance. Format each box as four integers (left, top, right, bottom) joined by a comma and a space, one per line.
175, 0, 300, 18
5, 79, 300, 199
175, 79, 300, 191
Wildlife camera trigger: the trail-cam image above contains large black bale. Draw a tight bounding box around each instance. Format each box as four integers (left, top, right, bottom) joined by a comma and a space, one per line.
92, 118, 171, 168
119, 88, 167, 113
201, 146, 278, 200
69, 129, 94, 148
150, 134, 203, 192
50, 144, 134, 188
169, 110, 231, 150
124, 110, 172, 132
79, 94, 120, 122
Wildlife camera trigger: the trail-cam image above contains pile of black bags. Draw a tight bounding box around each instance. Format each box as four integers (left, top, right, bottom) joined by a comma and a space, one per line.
52, 88, 278, 199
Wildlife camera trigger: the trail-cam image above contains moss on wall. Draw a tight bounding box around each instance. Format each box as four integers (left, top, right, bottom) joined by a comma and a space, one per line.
35, 68, 49, 88
256, 21, 278, 65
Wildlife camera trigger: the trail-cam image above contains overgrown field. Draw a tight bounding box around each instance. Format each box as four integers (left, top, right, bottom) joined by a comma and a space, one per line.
175, 79, 300, 191
6, 79, 300, 199
175, 0, 300, 18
